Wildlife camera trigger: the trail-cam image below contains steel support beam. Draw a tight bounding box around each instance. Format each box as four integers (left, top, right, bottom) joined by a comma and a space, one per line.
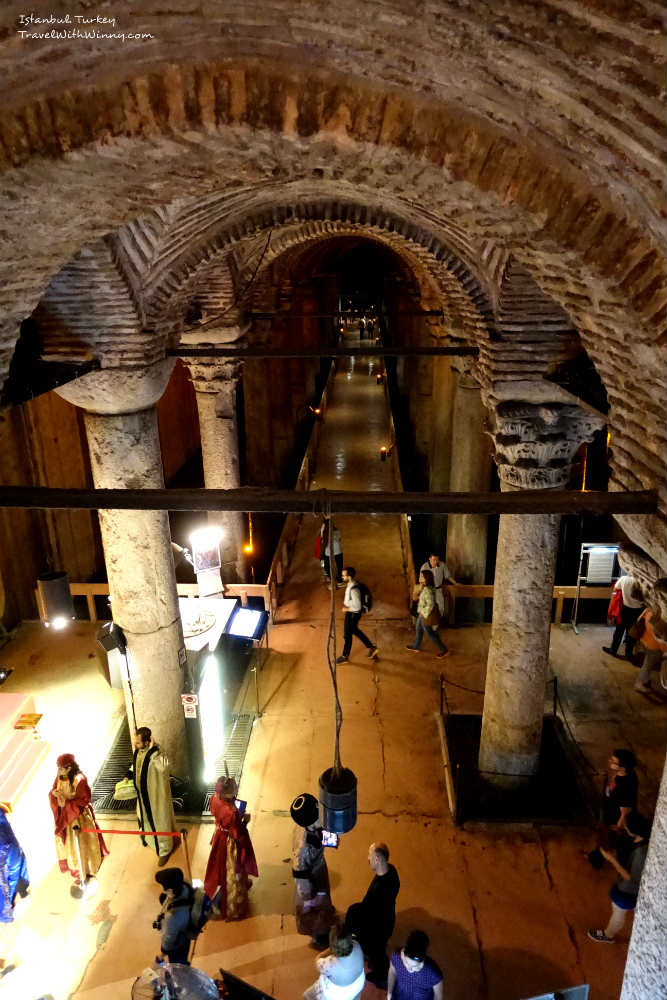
0, 486, 656, 516
248, 310, 445, 319
168, 345, 478, 359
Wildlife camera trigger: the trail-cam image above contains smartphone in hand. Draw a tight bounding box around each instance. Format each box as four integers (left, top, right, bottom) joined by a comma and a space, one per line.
322, 830, 339, 848
235, 798, 247, 815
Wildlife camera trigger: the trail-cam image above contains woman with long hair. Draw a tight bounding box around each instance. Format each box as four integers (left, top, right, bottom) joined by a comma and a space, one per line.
49, 754, 107, 895
406, 569, 450, 658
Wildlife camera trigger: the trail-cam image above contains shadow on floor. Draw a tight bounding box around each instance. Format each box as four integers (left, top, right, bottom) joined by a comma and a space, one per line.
393, 907, 575, 1000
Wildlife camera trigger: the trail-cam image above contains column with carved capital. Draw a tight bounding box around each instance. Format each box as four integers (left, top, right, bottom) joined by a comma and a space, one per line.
57, 361, 187, 772
478, 403, 603, 781
182, 328, 246, 583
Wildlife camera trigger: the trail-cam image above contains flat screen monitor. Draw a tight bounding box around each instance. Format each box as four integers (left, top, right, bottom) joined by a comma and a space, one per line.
227, 607, 263, 640
522, 987, 589, 1000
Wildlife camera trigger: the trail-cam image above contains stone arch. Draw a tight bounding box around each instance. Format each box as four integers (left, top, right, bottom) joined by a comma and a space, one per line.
143, 197, 495, 336
0, 58, 662, 378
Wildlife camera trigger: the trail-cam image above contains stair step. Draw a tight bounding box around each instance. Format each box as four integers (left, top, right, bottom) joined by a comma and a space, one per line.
0, 739, 50, 808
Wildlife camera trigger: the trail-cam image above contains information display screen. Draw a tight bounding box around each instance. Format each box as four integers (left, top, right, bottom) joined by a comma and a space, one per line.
227, 607, 263, 639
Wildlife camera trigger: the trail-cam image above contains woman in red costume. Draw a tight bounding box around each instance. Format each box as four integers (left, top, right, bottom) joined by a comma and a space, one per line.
49, 754, 108, 896
204, 776, 258, 919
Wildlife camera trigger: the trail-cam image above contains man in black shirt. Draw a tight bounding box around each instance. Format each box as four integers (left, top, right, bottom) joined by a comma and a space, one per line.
345, 841, 400, 987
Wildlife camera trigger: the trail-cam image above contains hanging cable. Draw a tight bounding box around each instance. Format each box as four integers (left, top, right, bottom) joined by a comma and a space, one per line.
324, 504, 344, 776
184, 228, 274, 334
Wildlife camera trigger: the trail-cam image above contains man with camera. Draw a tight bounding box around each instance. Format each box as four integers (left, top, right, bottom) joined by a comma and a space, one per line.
153, 868, 193, 965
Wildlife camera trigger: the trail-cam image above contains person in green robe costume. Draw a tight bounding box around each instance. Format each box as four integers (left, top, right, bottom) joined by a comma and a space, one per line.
130, 727, 179, 867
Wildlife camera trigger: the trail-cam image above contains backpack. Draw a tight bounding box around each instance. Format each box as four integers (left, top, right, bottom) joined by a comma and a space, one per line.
607, 588, 623, 626
354, 581, 373, 614
186, 885, 212, 939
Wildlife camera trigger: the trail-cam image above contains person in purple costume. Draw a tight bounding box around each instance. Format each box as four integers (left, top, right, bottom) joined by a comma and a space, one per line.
387, 930, 443, 1000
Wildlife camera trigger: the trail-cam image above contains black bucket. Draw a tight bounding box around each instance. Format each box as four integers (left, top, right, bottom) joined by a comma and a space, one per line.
318, 767, 357, 833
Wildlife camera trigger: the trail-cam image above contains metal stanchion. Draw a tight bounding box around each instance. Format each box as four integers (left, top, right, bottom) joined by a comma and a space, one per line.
179, 827, 192, 884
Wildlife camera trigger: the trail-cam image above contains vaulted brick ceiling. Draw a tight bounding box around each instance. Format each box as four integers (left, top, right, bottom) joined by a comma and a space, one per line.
0, 1, 664, 563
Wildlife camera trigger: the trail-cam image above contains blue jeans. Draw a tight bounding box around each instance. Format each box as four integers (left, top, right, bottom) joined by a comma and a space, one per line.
410, 617, 447, 653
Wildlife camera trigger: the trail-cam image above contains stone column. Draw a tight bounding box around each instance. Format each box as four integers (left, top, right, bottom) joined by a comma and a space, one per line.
621, 756, 667, 999
446, 368, 492, 620
57, 361, 187, 772
182, 327, 246, 583
478, 403, 603, 781
428, 356, 456, 551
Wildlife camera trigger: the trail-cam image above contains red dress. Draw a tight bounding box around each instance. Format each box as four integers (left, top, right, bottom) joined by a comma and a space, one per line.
204, 795, 258, 919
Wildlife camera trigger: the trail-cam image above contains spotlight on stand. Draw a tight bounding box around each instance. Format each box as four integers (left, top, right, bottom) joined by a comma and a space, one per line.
36, 571, 75, 629
189, 526, 224, 598
96, 621, 127, 655
189, 526, 223, 566
0, 668, 13, 686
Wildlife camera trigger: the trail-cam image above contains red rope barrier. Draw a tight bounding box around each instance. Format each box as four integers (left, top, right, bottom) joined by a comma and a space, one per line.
80, 828, 182, 837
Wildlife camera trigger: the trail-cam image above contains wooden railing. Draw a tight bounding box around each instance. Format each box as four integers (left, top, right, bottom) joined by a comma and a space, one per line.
43, 581, 271, 624
63, 581, 610, 627
446, 583, 611, 625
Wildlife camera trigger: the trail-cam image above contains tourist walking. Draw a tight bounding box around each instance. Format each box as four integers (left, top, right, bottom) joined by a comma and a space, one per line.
345, 841, 400, 987
49, 753, 107, 895
633, 607, 666, 694
388, 930, 443, 999
130, 727, 179, 867
407, 569, 450, 657
587, 748, 638, 869
303, 920, 365, 1000
336, 567, 378, 664
204, 776, 258, 919
419, 554, 456, 619
588, 815, 650, 944
0, 806, 29, 921
320, 519, 344, 585
291, 793, 336, 946
603, 575, 644, 660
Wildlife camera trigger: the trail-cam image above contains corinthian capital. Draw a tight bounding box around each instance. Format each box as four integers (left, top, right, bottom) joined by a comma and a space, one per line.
491, 402, 605, 489
184, 357, 241, 395
179, 323, 246, 393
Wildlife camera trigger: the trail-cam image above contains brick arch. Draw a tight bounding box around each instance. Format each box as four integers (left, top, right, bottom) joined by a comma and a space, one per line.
145, 201, 497, 352
242, 225, 478, 348
0, 58, 663, 383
